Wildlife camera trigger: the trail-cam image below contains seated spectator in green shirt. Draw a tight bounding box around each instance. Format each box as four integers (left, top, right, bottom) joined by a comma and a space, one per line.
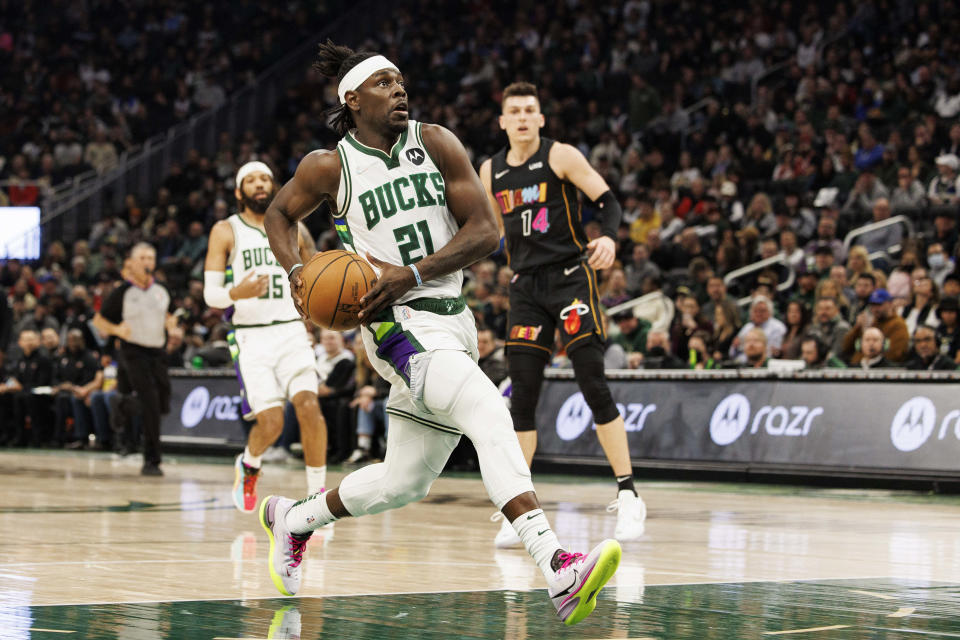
612, 311, 651, 360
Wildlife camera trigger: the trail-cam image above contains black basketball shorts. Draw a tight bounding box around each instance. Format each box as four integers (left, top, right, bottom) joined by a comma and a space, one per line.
506, 259, 606, 357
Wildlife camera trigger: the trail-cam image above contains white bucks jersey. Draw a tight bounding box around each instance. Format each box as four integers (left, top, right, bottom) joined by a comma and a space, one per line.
226, 213, 300, 327
333, 120, 462, 303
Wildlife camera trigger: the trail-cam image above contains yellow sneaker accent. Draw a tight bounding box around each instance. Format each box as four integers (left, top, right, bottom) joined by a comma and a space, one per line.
259, 495, 293, 596
563, 540, 622, 626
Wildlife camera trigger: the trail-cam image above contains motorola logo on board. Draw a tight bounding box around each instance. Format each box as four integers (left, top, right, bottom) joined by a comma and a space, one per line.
708, 393, 823, 446
181, 386, 243, 428
889, 396, 960, 453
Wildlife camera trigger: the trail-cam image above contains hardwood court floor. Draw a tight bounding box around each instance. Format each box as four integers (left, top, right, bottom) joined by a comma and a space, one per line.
1, 450, 960, 638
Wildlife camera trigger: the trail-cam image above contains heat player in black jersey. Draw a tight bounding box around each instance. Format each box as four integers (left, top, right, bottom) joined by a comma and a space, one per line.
480, 82, 646, 546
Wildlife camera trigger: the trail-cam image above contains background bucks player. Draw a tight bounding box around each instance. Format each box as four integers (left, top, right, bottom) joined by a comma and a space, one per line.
203, 161, 328, 513
479, 82, 646, 547
258, 41, 621, 626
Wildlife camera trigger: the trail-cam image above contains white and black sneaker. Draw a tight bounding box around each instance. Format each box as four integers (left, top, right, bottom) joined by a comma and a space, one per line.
546, 539, 622, 626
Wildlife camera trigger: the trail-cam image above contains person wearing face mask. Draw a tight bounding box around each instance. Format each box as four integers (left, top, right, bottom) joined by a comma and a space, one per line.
886, 250, 919, 300
927, 242, 954, 287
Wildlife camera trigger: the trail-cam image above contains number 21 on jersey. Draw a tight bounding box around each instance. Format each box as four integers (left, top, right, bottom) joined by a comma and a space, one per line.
520, 207, 549, 236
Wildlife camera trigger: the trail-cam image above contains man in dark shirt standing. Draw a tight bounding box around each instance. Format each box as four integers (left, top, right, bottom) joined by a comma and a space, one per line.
93, 243, 176, 476
0, 350, 16, 444
7, 329, 54, 446
53, 329, 102, 448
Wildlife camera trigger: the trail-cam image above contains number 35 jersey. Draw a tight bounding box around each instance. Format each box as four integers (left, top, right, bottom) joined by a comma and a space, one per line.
226, 213, 301, 327
490, 137, 588, 273
333, 120, 462, 304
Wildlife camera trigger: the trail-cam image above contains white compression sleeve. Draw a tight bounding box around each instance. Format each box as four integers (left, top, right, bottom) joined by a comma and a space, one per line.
203, 270, 234, 309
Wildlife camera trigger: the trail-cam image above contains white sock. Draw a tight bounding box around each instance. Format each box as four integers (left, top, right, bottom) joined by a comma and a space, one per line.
242, 446, 262, 469
512, 509, 562, 578
306, 465, 326, 495
357, 434, 372, 450
285, 491, 338, 534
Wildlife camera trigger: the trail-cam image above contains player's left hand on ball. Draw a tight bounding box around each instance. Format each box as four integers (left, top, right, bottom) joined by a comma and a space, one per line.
288, 266, 308, 319
586, 236, 616, 270
358, 254, 417, 323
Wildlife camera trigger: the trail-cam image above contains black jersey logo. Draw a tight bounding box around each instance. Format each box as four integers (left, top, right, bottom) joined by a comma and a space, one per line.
406, 148, 425, 165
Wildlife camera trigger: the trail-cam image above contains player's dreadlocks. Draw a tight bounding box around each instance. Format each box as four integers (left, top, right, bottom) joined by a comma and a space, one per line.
314, 40, 377, 136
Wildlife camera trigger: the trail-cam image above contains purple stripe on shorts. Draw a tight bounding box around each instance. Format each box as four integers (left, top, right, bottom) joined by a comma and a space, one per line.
376, 332, 418, 382
233, 358, 253, 418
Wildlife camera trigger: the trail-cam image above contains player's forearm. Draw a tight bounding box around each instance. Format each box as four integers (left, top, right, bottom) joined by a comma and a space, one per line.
414, 217, 499, 283
265, 205, 302, 274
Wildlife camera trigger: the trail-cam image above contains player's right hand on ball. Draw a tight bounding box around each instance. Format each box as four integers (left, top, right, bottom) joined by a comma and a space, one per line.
287, 265, 308, 319
234, 271, 270, 300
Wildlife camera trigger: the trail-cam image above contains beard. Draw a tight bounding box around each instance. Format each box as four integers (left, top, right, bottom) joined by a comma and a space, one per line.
241, 189, 274, 215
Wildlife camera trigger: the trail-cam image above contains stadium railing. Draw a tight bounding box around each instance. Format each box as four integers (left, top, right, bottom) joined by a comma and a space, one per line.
38, 0, 378, 245
841, 215, 913, 257
723, 254, 795, 306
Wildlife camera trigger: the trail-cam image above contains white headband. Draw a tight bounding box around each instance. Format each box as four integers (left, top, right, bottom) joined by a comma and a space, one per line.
338, 55, 399, 104
235, 161, 273, 188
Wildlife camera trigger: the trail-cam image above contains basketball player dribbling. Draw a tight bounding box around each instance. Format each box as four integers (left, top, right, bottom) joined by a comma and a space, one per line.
203, 162, 329, 512
260, 40, 621, 626
479, 82, 646, 548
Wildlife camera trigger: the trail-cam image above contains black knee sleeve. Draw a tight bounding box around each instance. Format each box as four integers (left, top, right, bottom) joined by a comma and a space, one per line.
507, 349, 550, 431
569, 342, 620, 425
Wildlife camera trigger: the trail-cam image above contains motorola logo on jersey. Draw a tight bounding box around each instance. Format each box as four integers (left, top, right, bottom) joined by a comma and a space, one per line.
890, 396, 940, 452
555, 392, 655, 441
709, 393, 824, 446
180, 385, 243, 428
406, 147, 425, 165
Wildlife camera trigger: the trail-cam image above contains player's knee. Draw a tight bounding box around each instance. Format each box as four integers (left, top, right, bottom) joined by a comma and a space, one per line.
509, 398, 537, 431
383, 478, 432, 508
506, 350, 548, 430
569, 342, 619, 424
291, 391, 319, 414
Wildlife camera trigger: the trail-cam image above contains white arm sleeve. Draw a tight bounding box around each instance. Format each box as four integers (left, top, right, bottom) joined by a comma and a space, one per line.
203, 270, 234, 309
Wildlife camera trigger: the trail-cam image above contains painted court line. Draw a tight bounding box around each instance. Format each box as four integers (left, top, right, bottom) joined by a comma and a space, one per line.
764, 625, 850, 635
27, 629, 75, 634
848, 589, 896, 600
18, 575, 904, 608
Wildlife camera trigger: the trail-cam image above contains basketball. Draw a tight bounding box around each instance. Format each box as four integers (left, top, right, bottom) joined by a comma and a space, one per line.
299, 250, 377, 330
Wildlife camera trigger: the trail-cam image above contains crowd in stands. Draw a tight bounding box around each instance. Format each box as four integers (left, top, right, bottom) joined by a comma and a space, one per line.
3, 0, 960, 453
0, 0, 344, 206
